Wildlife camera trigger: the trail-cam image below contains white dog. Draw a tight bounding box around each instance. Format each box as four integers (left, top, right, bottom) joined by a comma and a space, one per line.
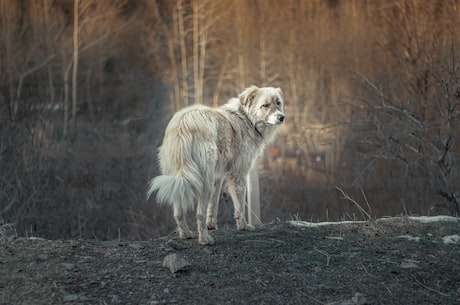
147, 86, 285, 245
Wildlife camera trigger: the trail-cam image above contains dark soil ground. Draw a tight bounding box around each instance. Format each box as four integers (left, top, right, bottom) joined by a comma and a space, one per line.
1, 217, 459, 305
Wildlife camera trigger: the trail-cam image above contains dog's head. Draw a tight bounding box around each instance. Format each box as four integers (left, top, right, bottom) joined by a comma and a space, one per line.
239, 85, 285, 128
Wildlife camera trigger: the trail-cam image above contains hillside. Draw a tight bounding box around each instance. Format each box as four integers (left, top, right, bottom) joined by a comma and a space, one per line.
1, 217, 459, 305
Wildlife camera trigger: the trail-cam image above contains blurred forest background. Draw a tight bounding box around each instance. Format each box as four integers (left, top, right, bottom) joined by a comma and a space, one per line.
1, 0, 460, 240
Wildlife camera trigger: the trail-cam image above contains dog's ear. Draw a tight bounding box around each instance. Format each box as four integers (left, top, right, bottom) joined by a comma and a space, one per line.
276, 88, 283, 97
239, 85, 259, 107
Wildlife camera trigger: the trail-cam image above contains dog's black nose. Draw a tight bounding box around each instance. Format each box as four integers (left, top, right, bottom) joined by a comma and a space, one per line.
278, 114, 285, 122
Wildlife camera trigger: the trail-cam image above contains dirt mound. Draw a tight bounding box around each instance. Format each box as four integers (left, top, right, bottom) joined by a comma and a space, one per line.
1, 218, 459, 305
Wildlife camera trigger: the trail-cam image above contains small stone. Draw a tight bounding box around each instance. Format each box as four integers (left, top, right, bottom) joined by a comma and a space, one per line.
37, 254, 48, 261
202, 247, 213, 255
442, 235, 460, 245
63, 294, 79, 302
400, 259, 419, 269
63, 294, 89, 302
128, 242, 145, 250
352, 293, 367, 305
0, 224, 17, 240
162, 253, 191, 273
62, 263, 76, 271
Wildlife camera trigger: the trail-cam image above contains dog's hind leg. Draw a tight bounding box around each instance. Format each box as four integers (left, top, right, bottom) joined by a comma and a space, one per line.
227, 177, 254, 231
197, 189, 215, 245
206, 178, 224, 230
173, 205, 193, 239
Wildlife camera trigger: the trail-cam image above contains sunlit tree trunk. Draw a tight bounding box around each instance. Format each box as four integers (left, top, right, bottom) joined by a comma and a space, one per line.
235, 0, 246, 88
193, 0, 199, 104
63, 57, 72, 138
71, 0, 79, 135
176, 0, 190, 106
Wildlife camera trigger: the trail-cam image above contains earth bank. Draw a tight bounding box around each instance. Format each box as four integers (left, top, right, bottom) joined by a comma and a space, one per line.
1, 217, 459, 305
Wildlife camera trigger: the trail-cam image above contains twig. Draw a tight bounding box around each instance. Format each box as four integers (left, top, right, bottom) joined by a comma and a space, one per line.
359, 262, 376, 279
412, 276, 450, 297
336, 187, 371, 220
300, 291, 327, 305
382, 282, 393, 296
360, 188, 373, 217
314, 247, 331, 266
16, 55, 55, 103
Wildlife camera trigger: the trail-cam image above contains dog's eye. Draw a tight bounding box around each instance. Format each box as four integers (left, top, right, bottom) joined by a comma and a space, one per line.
276, 101, 281, 106
261, 104, 269, 108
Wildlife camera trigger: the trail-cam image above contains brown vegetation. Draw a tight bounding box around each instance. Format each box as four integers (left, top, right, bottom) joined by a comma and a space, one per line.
0, 0, 459, 240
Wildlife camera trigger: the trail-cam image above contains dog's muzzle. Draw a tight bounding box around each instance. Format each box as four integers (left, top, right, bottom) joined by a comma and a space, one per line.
277, 113, 285, 123
267, 111, 286, 125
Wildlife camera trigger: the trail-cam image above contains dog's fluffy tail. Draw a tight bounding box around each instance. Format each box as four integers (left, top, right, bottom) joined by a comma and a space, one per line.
147, 172, 201, 213
147, 154, 205, 212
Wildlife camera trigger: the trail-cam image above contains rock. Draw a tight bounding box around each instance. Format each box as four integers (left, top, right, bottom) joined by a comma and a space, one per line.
62, 263, 76, 271
63, 294, 89, 302
63, 294, 80, 302
352, 293, 367, 305
128, 242, 145, 250
202, 247, 213, 255
0, 223, 17, 240
400, 259, 419, 269
442, 234, 460, 245
330, 293, 368, 305
162, 253, 191, 274
37, 254, 48, 261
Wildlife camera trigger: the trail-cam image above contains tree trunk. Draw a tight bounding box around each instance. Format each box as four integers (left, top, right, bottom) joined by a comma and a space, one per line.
71, 0, 79, 134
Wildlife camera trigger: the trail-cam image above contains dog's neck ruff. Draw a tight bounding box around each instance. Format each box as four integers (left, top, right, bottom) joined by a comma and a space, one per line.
253, 121, 265, 138
237, 106, 264, 139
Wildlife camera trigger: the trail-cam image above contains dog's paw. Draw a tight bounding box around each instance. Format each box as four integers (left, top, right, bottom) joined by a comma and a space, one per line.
236, 221, 255, 231
245, 224, 255, 231
178, 229, 194, 240
198, 234, 215, 245
207, 220, 218, 230
236, 218, 251, 231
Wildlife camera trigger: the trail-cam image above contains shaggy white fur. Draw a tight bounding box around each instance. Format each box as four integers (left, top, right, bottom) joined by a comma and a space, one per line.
147, 86, 285, 245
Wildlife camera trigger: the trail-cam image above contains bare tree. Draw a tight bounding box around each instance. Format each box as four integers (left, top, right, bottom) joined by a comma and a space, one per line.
0, 1, 56, 123
59, 0, 130, 138
355, 12, 460, 215
28, 0, 66, 111
72, 0, 80, 134
147, 0, 217, 111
